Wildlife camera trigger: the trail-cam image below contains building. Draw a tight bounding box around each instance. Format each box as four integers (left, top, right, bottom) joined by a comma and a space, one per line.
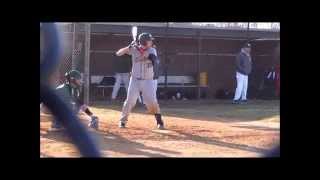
58, 23, 280, 102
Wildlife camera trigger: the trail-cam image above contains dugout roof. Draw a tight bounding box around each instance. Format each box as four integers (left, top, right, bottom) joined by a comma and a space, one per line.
59, 23, 280, 40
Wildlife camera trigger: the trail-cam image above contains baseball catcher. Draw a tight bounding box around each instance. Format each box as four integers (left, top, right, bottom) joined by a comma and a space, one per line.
51, 70, 99, 130
115, 33, 164, 129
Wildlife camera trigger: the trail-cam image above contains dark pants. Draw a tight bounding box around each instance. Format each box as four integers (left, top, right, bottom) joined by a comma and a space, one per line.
51, 102, 81, 128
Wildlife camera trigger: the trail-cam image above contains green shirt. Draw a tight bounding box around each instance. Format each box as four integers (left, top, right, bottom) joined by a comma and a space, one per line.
56, 83, 82, 111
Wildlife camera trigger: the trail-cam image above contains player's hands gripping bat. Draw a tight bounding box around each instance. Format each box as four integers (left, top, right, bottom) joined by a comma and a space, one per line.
129, 26, 138, 48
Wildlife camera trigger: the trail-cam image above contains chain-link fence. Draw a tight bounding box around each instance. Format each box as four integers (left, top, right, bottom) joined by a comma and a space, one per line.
53, 22, 279, 103
56, 23, 85, 85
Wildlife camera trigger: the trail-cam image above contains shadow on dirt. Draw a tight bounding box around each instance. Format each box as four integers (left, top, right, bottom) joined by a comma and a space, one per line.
95, 132, 180, 157
92, 100, 280, 123
231, 125, 279, 131
42, 129, 180, 157
151, 129, 270, 154
41, 125, 274, 157
41, 130, 73, 143
40, 152, 53, 157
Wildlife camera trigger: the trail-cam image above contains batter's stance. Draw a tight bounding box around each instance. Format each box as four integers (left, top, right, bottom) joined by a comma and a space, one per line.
116, 33, 164, 129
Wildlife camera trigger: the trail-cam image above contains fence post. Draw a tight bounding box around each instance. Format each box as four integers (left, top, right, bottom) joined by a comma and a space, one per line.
84, 23, 91, 105
197, 30, 202, 99
164, 22, 169, 99
246, 22, 250, 41
71, 23, 76, 70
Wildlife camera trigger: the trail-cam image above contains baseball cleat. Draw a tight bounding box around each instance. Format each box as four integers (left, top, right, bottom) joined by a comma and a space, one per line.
240, 99, 248, 104
119, 122, 126, 128
88, 116, 99, 130
157, 124, 165, 130
232, 100, 241, 104
155, 113, 165, 130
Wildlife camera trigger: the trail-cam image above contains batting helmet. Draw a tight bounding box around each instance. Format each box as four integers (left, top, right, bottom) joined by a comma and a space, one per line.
138, 33, 154, 46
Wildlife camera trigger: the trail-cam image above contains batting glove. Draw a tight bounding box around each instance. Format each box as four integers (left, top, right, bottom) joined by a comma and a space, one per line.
88, 115, 99, 130
129, 41, 137, 48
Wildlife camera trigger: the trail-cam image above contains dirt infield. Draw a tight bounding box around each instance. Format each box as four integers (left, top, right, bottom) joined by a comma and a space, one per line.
40, 100, 280, 157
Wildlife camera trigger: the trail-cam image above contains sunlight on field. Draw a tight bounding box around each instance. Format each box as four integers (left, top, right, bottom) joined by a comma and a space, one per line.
261, 115, 279, 122
40, 100, 280, 157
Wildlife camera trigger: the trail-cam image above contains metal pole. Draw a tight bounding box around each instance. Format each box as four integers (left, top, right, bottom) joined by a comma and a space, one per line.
164, 22, 169, 99
84, 23, 91, 105
197, 30, 202, 99
71, 23, 76, 69
246, 22, 250, 41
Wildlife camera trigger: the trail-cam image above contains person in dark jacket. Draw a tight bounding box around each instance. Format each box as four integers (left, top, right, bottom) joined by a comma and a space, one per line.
233, 43, 252, 104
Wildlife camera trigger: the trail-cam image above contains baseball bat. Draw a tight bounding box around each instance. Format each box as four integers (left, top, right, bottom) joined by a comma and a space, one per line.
131, 26, 138, 44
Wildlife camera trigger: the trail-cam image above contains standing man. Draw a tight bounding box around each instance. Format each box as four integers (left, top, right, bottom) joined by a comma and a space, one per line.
111, 54, 131, 101
115, 33, 164, 129
233, 43, 252, 104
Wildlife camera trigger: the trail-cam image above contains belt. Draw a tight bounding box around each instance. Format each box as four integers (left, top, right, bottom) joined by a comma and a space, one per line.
135, 77, 152, 80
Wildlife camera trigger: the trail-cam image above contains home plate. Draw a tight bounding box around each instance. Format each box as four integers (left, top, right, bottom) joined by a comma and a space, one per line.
105, 136, 116, 140
151, 129, 174, 134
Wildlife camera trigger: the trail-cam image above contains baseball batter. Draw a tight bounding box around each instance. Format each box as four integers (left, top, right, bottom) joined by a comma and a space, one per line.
115, 33, 164, 129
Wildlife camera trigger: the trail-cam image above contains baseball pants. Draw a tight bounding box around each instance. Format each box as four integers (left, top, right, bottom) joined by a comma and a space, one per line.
137, 79, 157, 104
153, 79, 158, 98
233, 72, 249, 101
120, 77, 160, 123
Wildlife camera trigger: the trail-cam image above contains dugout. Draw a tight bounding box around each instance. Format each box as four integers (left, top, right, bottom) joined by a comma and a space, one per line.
57, 23, 280, 103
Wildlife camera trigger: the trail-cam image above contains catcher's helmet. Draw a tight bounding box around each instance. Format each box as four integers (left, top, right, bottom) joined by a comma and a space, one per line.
138, 33, 154, 46
65, 70, 82, 88
65, 70, 82, 82
64, 70, 81, 83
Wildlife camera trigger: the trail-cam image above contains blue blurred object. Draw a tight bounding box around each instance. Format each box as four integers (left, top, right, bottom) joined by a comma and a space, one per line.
40, 23, 61, 82
265, 146, 280, 157
40, 23, 101, 157
40, 83, 100, 157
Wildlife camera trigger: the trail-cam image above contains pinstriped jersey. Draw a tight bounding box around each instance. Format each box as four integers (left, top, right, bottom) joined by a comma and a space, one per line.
128, 46, 157, 80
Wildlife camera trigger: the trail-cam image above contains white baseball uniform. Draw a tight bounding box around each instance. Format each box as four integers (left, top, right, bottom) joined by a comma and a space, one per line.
119, 46, 160, 123
233, 72, 249, 101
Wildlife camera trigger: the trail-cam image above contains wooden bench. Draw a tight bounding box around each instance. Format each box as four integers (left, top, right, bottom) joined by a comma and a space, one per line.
91, 75, 208, 99
157, 76, 197, 87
